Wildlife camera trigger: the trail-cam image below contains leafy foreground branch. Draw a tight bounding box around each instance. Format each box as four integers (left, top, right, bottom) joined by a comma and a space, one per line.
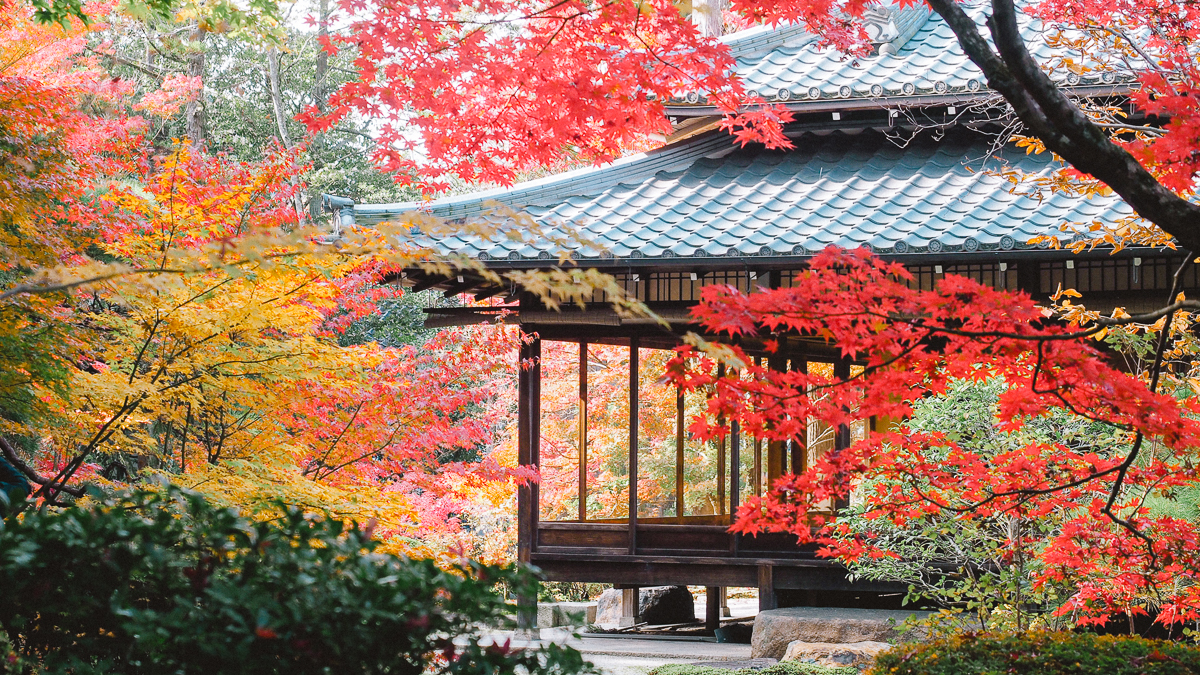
872, 632, 1200, 675
0, 486, 595, 675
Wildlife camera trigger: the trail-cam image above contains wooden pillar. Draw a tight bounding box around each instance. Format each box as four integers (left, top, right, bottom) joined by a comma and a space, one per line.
721, 587, 731, 617
675, 387, 685, 521
516, 333, 541, 633
717, 362, 726, 515
766, 355, 788, 484
790, 359, 808, 475
705, 586, 721, 632
753, 436, 763, 496
620, 587, 640, 627
628, 337, 639, 554
730, 418, 740, 518
578, 341, 588, 521
758, 564, 777, 611
834, 358, 851, 512
753, 357, 762, 497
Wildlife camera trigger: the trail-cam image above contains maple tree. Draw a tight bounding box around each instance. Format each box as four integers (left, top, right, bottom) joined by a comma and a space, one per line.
0, 0, 555, 563
296, 0, 1200, 628
665, 247, 1200, 626
10, 0, 1200, 636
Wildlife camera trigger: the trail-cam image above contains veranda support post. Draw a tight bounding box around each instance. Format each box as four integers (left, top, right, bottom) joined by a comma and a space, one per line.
628, 337, 639, 554
516, 334, 541, 635
578, 341, 588, 522
675, 386, 685, 522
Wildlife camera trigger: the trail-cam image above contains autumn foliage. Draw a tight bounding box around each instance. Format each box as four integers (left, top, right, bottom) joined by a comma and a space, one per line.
0, 0, 532, 562
669, 247, 1200, 625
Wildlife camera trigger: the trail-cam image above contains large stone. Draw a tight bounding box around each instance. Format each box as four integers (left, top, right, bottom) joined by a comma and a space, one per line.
593, 586, 696, 626
537, 602, 598, 628
782, 640, 892, 670
750, 607, 930, 659
640, 585, 696, 625
594, 589, 623, 625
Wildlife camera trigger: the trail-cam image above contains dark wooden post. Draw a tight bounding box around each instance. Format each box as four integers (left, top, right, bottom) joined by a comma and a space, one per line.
790, 358, 808, 475
753, 357, 762, 497
730, 417, 740, 555
628, 337, 639, 554
766, 355, 788, 483
758, 564, 777, 611
620, 587, 640, 627
730, 419, 741, 517
516, 333, 541, 634
717, 362, 726, 515
675, 387, 685, 521
833, 357, 851, 512
705, 586, 721, 632
578, 341, 588, 521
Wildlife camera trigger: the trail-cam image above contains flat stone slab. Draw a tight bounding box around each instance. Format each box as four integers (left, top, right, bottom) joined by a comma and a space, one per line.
750, 607, 931, 659
687, 658, 778, 670
538, 601, 598, 628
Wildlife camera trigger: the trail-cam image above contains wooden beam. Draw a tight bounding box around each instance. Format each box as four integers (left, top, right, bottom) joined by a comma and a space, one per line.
473, 285, 508, 302
410, 274, 448, 293
578, 341, 588, 522
441, 276, 485, 298
628, 337, 639, 554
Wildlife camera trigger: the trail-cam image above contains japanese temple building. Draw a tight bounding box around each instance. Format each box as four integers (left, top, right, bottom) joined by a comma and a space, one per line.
331, 3, 1195, 624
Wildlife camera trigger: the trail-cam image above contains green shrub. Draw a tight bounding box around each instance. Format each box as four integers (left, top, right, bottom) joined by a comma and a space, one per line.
0, 486, 593, 675
870, 631, 1200, 675
649, 661, 856, 675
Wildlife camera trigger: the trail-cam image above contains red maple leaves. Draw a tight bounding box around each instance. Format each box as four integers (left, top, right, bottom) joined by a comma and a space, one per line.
670, 247, 1200, 625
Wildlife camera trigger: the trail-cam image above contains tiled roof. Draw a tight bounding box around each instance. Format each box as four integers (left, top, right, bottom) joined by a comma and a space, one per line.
357, 127, 1131, 262
353, 132, 735, 225
667, 1, 1134, 111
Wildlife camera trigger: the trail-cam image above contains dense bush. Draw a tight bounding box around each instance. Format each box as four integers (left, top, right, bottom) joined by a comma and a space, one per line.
649, 663, 855, 675
0, 486, 593, 675
870, 631, 1200, 675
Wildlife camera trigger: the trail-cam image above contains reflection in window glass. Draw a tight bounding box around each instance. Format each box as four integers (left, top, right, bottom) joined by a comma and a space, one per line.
683, 370, 726, 517
637, 348, 678, 519
806, 361, 836, 471
583, 343, 632, 520
538, 341, 581, 521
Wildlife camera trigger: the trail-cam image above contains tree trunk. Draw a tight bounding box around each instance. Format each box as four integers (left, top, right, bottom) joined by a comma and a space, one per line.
310, 0, 331, 223
184, 25, 207, 146
267, 47, 294, 148
924, 0, 1200, 251
691, 0, 726, 38
267, 45, 307, 227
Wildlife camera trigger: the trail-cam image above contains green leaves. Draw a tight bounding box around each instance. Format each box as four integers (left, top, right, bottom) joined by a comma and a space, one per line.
0, 486, 595, 675
871, 632, 1200, 675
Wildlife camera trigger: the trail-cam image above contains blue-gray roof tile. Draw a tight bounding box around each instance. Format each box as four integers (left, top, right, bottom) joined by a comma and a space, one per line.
666, 0, 1134, 111
354, 128, 1131, 262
